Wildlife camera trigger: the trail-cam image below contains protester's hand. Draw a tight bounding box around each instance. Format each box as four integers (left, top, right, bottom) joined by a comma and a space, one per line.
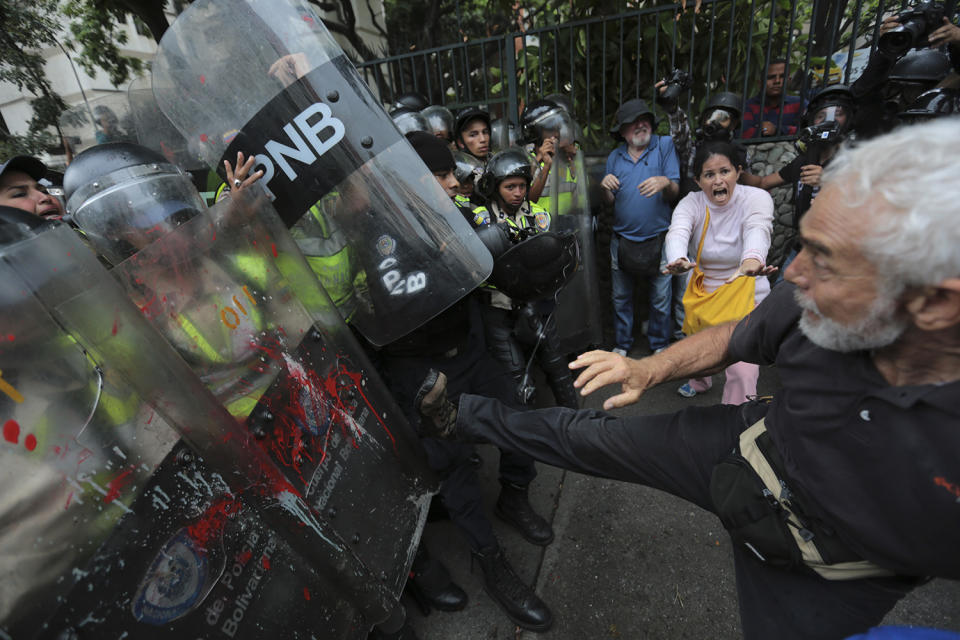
725, 257, 777, 283
601, 173, 621, 191
879, 15, 900, 36
638, 175, 671, 197
799, 164, 823, 187
928, 17, 960, 47
663, 257, 696, 275
536, 137, 557, 167
569, 350, 657, 410
222, 151, 264, 197
268, 53, 310, 86
759, 121, 777, 136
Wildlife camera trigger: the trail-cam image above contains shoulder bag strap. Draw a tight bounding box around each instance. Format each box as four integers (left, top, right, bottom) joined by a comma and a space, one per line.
694, 206, 711, 263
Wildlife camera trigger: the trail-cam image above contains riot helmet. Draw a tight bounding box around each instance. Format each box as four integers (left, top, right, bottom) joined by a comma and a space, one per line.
476, 148, 532, 201
390, 107, 431, 135
452, 150, 484, 188
63, 142, 205, 266
795, 85, 854, 154
489, 118, 519, 152
885, 49, 952, 112
390, 91, 429, 112
899, 88, 960, 122
696, 92, 743, 141
521, 99, 574, 146
454, 106, 491, 158
544, 93, 574, 115
421, 105, 455, 142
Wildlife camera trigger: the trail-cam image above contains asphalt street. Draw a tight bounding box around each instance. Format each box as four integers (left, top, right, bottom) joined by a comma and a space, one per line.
406, 362, 960, 639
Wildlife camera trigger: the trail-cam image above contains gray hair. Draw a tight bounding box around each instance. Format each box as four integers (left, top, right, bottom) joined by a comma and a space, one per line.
821, 117, 960, 289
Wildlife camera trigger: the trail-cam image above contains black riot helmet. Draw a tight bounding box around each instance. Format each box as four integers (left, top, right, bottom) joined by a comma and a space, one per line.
390, 107, 431, 135
544, 93, 574, 115
63, 142, 206, 266
454, 106, 491, 140
520, 99, 564, 144
888, 48, 952, 85
476, 148, 532, 201
452, 150, 484, 186
802, 84, 855, 128
421, 105, 455, 142
390, 91, 429, 113
696, 92, 743, 141
899, 88, 960, 122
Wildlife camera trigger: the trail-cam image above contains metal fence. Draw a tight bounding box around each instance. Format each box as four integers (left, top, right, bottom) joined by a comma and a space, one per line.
357, 0, 904, 148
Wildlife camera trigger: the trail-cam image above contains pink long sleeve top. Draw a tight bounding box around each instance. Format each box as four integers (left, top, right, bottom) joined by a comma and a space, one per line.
664, 185, 774, 303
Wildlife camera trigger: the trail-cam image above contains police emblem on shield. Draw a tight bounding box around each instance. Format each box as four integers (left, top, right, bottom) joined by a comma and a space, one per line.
131, 529, 209, 625
376, 234, 396, 257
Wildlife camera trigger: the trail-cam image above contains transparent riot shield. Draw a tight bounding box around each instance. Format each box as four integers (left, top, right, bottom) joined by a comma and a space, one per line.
0, 224, 400, 638
59, 92, 138, 157
547, 149, 603, 354
78, 185, 433, 614
151, 0, 492, 345
128, 76, 206, 172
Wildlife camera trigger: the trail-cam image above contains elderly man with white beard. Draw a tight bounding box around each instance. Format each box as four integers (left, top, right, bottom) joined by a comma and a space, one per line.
413, 118, 960, 639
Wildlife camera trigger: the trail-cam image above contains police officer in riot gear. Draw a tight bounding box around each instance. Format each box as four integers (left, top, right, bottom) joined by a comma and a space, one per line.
390, 107, 432, 136
421, 105, 456, 144
454, 106, 492, 163
390, 91, 430, 113
520, 98, 578, 204
452, 150, 485, 209
378, 131, 554, 632
470, 149, 581, 411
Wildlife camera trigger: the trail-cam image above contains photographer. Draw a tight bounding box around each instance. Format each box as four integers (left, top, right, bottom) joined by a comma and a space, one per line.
656, 72, 749, 196
851, 5, 958, 138
742, 85, 853, 269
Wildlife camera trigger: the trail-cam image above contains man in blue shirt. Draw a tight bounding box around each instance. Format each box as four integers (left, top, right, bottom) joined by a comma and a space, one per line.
601, 98, 681, 355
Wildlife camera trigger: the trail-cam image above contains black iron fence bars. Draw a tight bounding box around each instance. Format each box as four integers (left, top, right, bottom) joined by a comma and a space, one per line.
357, 0, 911, 148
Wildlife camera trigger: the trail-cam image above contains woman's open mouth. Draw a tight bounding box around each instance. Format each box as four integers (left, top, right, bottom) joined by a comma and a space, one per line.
712, 186, 728, 199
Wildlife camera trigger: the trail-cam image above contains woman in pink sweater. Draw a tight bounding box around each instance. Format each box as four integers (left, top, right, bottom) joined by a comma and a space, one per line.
663, 141, 777, 404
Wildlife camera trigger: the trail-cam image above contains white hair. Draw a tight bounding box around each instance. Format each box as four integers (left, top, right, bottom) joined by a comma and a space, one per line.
821, 117, 960, 289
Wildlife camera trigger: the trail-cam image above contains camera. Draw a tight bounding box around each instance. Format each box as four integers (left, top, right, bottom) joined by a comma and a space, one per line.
656, 69, 693, 111
794, 121, 844, 155
878, 2, 947, 57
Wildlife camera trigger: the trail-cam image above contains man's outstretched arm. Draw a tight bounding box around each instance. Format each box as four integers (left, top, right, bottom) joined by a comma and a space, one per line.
570, 322, 738, 410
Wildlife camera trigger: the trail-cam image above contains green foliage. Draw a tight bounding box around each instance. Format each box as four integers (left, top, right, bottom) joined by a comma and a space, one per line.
63, 0, 145, 87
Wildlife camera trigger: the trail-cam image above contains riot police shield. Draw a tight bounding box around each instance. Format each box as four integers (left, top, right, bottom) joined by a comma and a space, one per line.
59, 93, 138, 156
0, 222, 400, 638
151, 0, 492, 345
67, 167, 434, 614
128, 75, 206, 172
545, 148, 603, 353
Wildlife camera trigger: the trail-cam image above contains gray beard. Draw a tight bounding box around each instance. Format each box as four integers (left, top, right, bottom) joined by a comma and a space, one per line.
794, 288, 908, 353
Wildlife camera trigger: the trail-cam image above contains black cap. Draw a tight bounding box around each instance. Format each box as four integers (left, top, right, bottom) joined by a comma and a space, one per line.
0, 156, 47, 182
406, 131, 456, 173
610, 98, 656, 136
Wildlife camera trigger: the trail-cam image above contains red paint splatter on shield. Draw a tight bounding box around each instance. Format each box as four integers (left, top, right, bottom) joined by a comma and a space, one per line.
3, 420, 19, 444
303, 588, 311, 601
261, 555, 271, 570
24, 434, 36, 451
271, 243, 278, 258
104, 467, 135, 504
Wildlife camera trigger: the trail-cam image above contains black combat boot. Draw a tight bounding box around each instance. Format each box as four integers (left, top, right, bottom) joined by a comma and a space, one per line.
406, 546, 468, 614
471, 544, 553, 632
496, 482, 555, 546
414, 369, 458, 438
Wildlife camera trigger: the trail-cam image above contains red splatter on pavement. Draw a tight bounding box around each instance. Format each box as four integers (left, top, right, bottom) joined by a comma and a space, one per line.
24, 434, 36, 451
261, 555, 271, 570
3, 420, 19, 444
103, 467, 135, 504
